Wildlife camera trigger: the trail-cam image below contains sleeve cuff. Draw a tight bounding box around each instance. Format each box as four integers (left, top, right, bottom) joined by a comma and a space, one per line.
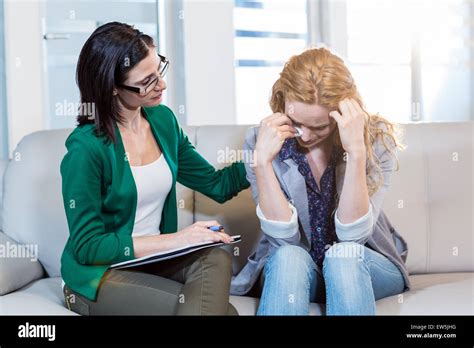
119, 234, 136, 262
335, 203, 374, 242
256, 203, 299, 239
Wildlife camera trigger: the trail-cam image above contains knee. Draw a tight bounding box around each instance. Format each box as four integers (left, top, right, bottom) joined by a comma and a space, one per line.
323, 242, 366, 275
203, 247, 232, 271
265, 245, 313, 276
322, 243, 373, 304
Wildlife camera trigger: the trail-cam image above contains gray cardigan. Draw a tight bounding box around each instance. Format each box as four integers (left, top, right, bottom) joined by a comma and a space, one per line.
230, 126, 410, 296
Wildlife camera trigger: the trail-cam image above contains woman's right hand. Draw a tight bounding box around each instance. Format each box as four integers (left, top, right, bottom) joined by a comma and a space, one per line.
176, 221, 234, 246
255, 113, 297, 167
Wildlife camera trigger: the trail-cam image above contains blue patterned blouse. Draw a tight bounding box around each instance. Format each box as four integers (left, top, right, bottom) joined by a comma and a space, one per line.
279, 138, 343, 267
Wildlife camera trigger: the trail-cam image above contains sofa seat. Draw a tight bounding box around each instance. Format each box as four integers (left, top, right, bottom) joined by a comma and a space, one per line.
1, 273, 472, 316
375, 272, 474, 315
230, 273, 474, 315
0, 277, 76, 315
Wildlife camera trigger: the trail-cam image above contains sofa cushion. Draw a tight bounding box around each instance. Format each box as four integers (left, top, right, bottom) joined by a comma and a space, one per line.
229, 295, 325, 315
375, 272, 474, 315
2, 273, 471, 315
420, 124, 473, 273
230, 273, 474, 315
0, 231, 44, 295
2, 129, 72, 277
381, 124, 429, 274
0, 277, 74, 315
192, 125, 261, 274
382, 123, 473, 274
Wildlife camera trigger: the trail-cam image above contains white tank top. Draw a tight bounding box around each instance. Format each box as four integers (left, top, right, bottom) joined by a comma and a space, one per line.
61, 154, 172, 290
130, 154, 173, 237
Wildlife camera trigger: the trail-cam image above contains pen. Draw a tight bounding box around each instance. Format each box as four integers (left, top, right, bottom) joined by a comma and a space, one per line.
208, 225, 224, 232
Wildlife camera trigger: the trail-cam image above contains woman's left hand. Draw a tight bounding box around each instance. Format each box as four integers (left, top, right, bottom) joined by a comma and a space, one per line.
329, 98, 367, 158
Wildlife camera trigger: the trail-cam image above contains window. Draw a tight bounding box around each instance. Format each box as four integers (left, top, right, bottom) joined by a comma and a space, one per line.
233, 0, 309, 124
43, 0, 160, 129
233, 0, 471, 124
345, 0, 471, 123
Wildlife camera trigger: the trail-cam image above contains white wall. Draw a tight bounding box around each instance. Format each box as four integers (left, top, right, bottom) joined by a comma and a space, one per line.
4, 0, 46, 158
182, 0, 236, 125
2, 0, 237, 157
160, 0, 187, 124
0, 0, 8, 160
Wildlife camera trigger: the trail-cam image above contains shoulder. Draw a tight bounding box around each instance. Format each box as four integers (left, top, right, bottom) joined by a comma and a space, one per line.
65, 124, 102, 148
368, 120, 401, 173
63, 124, 108, 165
371, 120, 399, 157
244, 126, 260, 151
143, 104, 178, 129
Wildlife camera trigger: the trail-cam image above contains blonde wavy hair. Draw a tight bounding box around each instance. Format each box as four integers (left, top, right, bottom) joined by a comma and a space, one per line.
270, 47, 404, 196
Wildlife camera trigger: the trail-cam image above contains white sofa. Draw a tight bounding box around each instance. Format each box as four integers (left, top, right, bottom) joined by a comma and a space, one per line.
0, 122, 473, 315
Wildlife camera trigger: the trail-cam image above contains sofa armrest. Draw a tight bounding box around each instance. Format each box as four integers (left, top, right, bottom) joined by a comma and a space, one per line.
0, 231, 44, 295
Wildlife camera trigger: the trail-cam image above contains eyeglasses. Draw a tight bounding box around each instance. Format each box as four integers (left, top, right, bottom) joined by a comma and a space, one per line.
117, 54, 169, 96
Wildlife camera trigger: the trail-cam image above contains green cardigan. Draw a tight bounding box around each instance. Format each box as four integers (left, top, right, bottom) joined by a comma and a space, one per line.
60, 104, 249, 301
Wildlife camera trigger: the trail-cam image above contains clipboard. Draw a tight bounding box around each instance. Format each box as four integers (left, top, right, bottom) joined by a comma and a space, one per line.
110, 235, 241, 270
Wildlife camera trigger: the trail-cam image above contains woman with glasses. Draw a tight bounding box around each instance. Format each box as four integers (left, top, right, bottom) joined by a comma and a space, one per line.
60, 22, 249, 315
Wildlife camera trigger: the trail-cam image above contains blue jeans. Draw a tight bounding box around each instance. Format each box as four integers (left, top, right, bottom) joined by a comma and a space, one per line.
256, 243, 405, 315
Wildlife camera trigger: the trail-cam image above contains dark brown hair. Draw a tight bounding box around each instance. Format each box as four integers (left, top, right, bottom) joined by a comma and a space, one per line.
76, 22, 154, 144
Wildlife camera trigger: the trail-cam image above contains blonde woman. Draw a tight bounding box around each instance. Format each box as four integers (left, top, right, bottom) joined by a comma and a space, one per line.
231, 47, 410, 315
